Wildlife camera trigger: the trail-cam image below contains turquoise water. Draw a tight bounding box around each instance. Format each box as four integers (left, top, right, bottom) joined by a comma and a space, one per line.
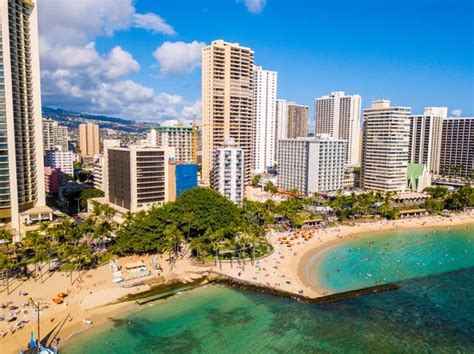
309, 225, 474, 293
64, 226, 474, 353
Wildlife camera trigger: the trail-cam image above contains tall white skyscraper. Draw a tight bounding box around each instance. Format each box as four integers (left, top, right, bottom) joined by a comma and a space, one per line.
253, 66, 277, 173
276, 99, 289, 142
362, 100, 411, 192
315, 91, 361, 165
0, 0, 47, 230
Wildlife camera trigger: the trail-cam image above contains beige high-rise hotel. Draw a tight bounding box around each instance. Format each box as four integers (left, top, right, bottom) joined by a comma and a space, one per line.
0, 0, 48, 230
79, 122, 100, 158
201, 40, 254, 185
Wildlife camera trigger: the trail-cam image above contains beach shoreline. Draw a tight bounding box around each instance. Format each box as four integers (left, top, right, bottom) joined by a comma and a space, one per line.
294, 213, 474, 295
1, 211, 473, 353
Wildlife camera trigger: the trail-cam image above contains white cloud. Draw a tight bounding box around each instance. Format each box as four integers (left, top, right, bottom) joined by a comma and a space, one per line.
181, 99, 202, 120
38, 0, 134, 45
451, 109, 462, 117
104, 46, 141, 80
133, 13, 176, 35
37, 0, 197, 122
243, 0, 267, 14
153, 41, 206, 74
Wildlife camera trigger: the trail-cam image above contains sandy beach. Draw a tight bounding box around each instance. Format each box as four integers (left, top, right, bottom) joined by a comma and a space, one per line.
1, 211, 473, 353
213, 211, 474, 298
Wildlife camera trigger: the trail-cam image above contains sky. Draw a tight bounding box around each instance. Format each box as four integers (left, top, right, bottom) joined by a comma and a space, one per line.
38, 0, 474, 125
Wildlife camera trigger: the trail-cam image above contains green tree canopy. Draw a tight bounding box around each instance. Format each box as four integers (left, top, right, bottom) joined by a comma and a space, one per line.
79, 188, 105, 209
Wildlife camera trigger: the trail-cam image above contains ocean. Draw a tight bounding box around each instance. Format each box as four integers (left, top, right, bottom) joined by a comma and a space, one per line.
64, 225, 474, 353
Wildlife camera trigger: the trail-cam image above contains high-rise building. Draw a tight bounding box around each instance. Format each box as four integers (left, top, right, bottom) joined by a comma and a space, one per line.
408, 107, 446, 175
277, 135, 346, 195
44, 148, 74, 176
275, 99, 288, 161
276, 99, 289, 141
93, 154, 105, 191
106, 146, 174, 212
43, 119, 68, 151
168, 163, 198, 202
287, 103, 309, 138
253, 66, 277, 173
0, 0, 48, 229
202, 40, 254, 185
439, 117, 474, 178
315, 91, 361, 165
361, 100, 411, 192
211, 139, 244, 204
150, 120, 193, 163
101, 139, 121, 196
79, 123, 100, 158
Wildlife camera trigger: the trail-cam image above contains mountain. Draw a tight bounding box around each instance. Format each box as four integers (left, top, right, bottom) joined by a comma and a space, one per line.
42, 107, 158, 132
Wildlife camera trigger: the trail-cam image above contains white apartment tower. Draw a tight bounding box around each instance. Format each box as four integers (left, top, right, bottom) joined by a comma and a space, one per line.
362, 100, 411, 192
408, 107, 447, 175
315, 91, 361, 165
0, 0, 46, 228
253, 66, 277, 173
43, 119, 68, 151
202, 40, 254, 186
44, 148, 74, 176
277, 135, 346, 195
211, 139, 244, 204
150, 120, 193, 163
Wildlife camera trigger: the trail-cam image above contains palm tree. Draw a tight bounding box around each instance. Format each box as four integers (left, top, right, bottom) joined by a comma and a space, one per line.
190, 236, 205, 263
23, 231, 46, 281
0, 247, 14, 294
163, 225, 184, 269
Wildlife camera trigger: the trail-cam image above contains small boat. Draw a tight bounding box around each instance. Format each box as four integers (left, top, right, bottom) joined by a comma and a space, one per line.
83, 319, 93, 325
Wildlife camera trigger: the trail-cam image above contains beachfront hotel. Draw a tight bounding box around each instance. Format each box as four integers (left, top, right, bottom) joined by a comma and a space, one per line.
315, 91, 362, 166
0, 0, 51, 232
211, 139, 244, 204
253, 65, 278, 174
361, 100, 411, 192
201, 40, 254, 186
439, 116, 474, 178
104, 145, 175, 213
277, 135, 346, 195
408, 107, 446, 175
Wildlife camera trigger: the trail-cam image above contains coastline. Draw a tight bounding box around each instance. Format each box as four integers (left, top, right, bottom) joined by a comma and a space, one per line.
295, 213, 474, 295
1, 211, 473, 353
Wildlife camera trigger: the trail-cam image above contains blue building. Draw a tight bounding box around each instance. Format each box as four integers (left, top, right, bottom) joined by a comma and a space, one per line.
175, 163, 198, 197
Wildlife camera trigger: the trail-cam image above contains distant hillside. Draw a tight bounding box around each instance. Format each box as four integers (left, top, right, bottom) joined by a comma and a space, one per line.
42, 107, 158, 132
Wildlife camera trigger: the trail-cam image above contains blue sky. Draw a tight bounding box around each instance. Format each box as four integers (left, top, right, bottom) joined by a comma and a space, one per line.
39, 0, 473, 123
